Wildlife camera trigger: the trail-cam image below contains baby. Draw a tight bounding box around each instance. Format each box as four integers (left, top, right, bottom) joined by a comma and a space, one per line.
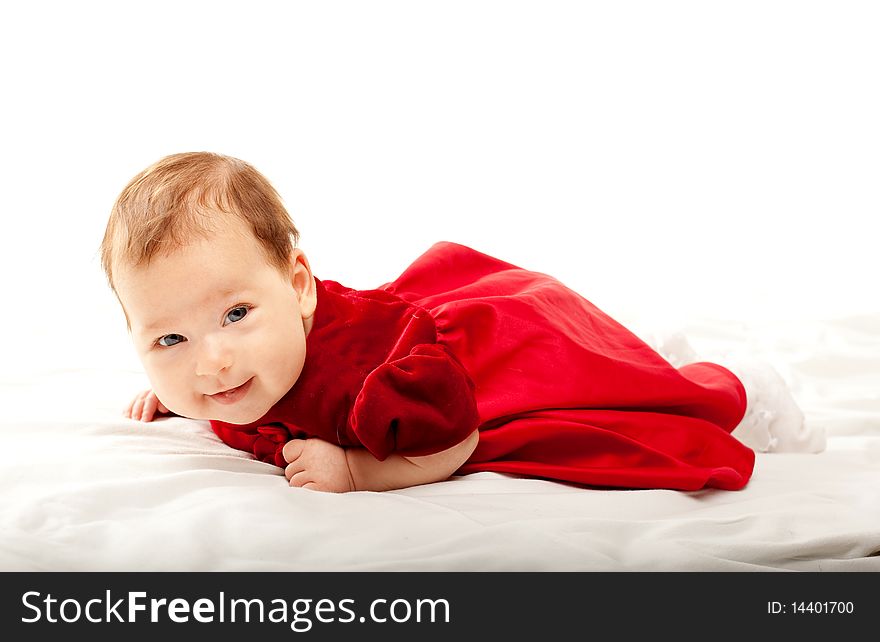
103, 152, 814, 494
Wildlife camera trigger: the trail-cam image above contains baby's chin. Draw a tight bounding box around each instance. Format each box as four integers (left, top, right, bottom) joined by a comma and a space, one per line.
180, 398, 273, 426
206, 405, 270, 425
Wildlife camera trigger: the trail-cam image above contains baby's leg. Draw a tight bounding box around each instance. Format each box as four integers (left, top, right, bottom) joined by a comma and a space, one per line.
647, 330, 825, 453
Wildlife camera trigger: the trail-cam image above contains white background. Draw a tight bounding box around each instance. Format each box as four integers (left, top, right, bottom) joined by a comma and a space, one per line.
1, 0, 877, 375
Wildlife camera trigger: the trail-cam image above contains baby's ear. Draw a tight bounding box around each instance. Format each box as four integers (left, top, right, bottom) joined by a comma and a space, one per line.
289, 249, 317, 318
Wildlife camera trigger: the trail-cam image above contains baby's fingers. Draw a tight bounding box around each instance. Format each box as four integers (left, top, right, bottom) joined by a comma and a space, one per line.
288, 470, 313, 487
129, 395, 147, 421
123, 397, 135, 418
284, 460, 305, 481
124, 390, 146, 419
140, 393, 161, 422
124, 389, 165, 422
282, 439, 306, 463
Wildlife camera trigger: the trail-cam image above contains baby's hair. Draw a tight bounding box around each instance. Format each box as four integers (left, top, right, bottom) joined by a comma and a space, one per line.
101, 151, 300, 313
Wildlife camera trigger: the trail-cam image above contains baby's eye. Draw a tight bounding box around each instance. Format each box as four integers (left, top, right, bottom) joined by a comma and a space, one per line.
157, 334, 186, 348
224, 305, 251, 325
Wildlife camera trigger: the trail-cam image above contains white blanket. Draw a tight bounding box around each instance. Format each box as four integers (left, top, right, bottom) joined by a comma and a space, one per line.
1, 315, 878, 571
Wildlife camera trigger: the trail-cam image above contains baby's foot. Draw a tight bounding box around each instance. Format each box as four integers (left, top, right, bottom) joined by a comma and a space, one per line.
725, 357, 825, 453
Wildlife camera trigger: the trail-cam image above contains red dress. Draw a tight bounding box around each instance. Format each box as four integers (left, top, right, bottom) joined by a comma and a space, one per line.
211, 242, 754, 491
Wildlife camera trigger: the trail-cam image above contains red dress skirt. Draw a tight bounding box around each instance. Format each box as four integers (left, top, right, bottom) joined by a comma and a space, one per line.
211, 242, 754, 491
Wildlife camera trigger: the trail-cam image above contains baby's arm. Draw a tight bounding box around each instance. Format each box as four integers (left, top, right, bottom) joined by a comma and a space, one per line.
282, 430, 479, 492
347, 429, 479, 491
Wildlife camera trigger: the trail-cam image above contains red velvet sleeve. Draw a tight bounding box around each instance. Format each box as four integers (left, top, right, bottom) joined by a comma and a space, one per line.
348, 343, 480, 460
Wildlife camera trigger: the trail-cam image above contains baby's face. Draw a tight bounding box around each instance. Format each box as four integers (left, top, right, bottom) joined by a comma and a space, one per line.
114, 217, 316, 425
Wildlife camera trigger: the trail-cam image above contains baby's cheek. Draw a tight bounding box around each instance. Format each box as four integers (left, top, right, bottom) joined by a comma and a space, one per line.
266, 333, 306, 388
151, 384, 191, 418
176, 392, 213, 421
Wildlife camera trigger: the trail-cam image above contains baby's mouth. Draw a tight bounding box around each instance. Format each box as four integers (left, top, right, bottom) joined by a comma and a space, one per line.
209, 377, 254, 404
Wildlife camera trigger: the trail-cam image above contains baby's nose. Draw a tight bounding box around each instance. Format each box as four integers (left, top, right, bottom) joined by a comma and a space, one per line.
194, 336, 234, 377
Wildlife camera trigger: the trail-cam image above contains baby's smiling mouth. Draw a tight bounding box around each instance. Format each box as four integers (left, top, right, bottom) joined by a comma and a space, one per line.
208, 377, 254, 404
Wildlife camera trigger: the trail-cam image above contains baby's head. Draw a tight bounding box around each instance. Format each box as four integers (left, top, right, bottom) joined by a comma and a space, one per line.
101, 152, 317, 425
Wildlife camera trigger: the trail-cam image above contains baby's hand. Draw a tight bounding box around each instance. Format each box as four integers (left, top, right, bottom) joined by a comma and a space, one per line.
124, 389, 171, 422
282, 438, 355, 493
